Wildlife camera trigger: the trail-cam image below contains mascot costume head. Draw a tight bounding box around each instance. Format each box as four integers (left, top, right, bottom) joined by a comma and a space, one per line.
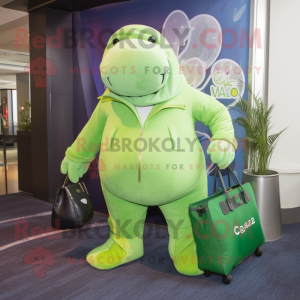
61, 25, 237, 276
100, 25, 184, 104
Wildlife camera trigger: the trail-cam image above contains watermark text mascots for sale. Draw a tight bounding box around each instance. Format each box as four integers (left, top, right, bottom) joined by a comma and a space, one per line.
61, 25, 237, 276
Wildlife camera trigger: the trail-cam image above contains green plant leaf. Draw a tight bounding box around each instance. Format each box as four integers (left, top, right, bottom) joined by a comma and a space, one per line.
18, 99, 31, 131
266, 129, 287, 153
232, 82, 287, 174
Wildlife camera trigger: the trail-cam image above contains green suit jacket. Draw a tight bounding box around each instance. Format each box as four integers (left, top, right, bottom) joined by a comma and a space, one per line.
66, 82, 236, 206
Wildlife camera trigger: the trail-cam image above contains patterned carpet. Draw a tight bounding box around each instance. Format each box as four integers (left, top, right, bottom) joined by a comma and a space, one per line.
0, 193, 299, 300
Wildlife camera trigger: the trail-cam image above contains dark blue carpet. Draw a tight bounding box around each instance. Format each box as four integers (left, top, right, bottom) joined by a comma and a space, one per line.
0, 193, 299, 300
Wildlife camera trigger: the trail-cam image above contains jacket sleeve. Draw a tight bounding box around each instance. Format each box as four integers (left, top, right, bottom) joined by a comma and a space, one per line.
191, 89, 237, 149
65, 101, 107, 162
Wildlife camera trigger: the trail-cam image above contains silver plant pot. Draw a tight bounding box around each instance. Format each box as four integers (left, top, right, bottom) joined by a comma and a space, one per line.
242, 169, 283, 242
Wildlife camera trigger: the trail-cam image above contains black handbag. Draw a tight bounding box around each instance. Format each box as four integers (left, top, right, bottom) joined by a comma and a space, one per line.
51, 176, 93, 229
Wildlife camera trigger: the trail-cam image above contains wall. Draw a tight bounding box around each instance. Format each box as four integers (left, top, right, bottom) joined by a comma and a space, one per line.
28, 8, 73, 201
268, 0, 300, 218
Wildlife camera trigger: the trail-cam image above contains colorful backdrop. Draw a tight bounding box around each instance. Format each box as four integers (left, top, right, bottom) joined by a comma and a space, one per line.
73, 0, 250, 219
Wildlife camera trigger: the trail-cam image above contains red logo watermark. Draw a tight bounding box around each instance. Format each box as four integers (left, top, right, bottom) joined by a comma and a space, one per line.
24, 247, 55, 277
24, 56, 57, 88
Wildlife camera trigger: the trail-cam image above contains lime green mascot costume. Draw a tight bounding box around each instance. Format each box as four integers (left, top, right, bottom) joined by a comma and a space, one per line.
61, 25, 237, 276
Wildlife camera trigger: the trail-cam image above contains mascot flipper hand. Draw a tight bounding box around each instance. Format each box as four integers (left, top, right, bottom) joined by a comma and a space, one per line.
60, 157, 91, 183
61, 25, 237, 276
207, 140, 235, 169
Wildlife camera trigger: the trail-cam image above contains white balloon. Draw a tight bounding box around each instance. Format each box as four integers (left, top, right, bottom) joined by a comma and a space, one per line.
162, 10, 191, 57
162, 10, 245, 107
180, 57, 205, 88
179, 14, 222, 69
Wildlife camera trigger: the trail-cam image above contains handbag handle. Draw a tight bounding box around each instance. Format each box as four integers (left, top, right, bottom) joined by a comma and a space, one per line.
62, 175, 69, 188
215, 166, 251, 211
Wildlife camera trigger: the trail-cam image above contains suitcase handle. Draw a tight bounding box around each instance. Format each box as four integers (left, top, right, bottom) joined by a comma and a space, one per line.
213, 167, 231, 193
215, 167, 251, 211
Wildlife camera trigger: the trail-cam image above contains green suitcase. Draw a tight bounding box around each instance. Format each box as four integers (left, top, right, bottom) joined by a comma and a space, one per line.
189, 167, 265, 284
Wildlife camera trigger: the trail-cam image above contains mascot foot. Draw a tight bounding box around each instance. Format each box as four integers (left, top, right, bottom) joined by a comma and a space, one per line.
173, 241, 203, 276
86, 236, 143, 270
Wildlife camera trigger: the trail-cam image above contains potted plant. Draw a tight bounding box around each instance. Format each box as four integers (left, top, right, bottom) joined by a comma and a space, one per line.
234, 85, 286, 241
17, 99, 32, 193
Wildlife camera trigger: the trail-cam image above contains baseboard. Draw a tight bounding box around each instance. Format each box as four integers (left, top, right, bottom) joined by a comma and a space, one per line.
281, 206, 300, 224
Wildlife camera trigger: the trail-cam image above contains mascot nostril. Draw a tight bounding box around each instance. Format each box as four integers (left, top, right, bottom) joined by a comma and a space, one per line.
61, 24, 237, 276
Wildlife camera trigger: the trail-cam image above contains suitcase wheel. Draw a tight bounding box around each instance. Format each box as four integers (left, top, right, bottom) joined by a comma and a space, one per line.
254, 247, 263, 257
204, 270, 212, 277
222, 275, 233, 285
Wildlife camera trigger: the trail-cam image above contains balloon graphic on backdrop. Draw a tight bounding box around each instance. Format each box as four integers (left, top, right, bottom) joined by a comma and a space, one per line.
162, 10, 245, 106
162, 10, 191, 57
209, 59, 245, 107
163, 13, 223, 89
179, 14, 222, 70
180, 57, 205, 88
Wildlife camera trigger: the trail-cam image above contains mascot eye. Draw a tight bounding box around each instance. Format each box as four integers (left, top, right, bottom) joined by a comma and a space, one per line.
148, 36, 156, 43
113, 38, 119, 45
